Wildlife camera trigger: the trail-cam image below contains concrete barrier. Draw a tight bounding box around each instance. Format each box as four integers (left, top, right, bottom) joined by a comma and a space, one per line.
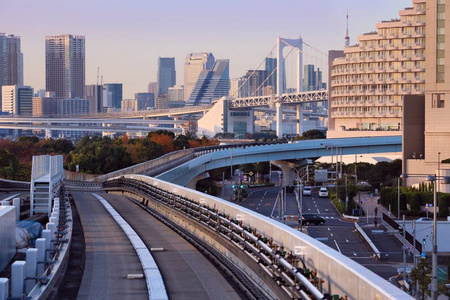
354, 223, 381, 259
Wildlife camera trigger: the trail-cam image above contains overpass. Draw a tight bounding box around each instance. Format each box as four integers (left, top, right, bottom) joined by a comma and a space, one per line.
156, 136, 402, 187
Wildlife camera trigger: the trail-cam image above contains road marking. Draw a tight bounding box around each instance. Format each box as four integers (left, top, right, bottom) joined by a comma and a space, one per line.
353, 252, 357, 256
330, 233, 334, 237
308, 208, 311, 211
334, 240, 341, 253
315, 205, 317, 208
346, 239, 349, 243
317, 209, 320, 214
327, 228, 330, 231
313, 201, 316, 204
256, 207, 259, 210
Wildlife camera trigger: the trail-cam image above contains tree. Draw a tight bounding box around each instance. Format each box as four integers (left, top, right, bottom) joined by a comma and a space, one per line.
410, 258, 431, 299
150, 133, 174, 153
300, 129, 326, 140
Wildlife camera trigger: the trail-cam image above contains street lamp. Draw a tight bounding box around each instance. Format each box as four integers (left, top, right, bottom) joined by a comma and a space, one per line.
400, 173, 450, 299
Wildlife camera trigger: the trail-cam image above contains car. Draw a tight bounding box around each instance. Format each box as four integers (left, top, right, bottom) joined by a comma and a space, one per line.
302, 186, 312, 196
318, 187, 328, 198
300, 214, 325, 225
416, 217, 433, 222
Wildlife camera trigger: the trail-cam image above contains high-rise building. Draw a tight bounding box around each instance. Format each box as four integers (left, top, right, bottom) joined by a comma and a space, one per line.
86, 84, 103, 114
6, 35, 23, 87
135, 92, 155, 110
328, 2, 426, 138
1, 85, 33, 115
187, 59, 230, 106
184, 53, 215, 101
264, 58, 286, 94
168, 85, 184, 101
403, 0, 450, 188
230, 77, 246, 98
45, 34, 85, 99
303, 64, 324, 91
242, 70, 268, 97
148, 82, 157, 95
157, 57, 176, 96
103, 83, 122, 109
0, 34, 24, 108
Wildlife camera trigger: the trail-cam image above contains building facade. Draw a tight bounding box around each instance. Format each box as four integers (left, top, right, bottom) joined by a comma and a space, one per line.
157, 57, 176, 96
328, 2, 426, 138
135, 92, 155, 110
184, 53, 215, 101
103, 83, 122, 109
168, 85, 184, 101
148, 82, 157, 95
303, 64, 325, 91
187, 59, 230, 106
1, 85, 32, 115
86, 84, 103, 114
45, 34, 85, 99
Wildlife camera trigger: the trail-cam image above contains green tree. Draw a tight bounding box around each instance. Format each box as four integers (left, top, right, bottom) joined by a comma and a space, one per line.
438, 194, 449, 218
300, 129, 326, 140
410, 258, 431, 299
0, 148, 18, 179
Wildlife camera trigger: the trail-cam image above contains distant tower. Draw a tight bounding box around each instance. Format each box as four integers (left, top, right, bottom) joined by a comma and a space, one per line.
345, 11, 350, 48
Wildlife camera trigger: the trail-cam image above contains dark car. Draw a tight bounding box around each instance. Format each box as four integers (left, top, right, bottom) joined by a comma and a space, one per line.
300, 214, 325, 225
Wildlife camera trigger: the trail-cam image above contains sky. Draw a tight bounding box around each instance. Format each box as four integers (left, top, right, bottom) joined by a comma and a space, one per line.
1, 0, 412, 99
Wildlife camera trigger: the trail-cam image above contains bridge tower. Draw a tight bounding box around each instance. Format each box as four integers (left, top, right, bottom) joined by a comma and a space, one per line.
276, 37, 303, 138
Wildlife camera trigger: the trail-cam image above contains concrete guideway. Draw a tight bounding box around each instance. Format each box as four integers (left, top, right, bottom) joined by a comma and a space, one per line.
73, 192, 148, 300
91, 193, 168, 300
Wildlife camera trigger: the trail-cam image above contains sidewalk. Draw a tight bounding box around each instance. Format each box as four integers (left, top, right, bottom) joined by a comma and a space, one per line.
354, 192, 393, 225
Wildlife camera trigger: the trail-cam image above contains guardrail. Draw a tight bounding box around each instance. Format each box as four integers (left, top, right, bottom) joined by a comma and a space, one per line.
104, 175, 413, 300
354, 223, 381, 259
0, 190, 73, 300
342, 214, 360, 222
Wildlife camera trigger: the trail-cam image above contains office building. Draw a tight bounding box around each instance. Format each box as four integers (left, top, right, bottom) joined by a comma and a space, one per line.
103, 83, 122, 109
148, 82, 157, 95
168, 85, 184, 101
184, 53, 215, 100
157, 57, 176, 96
187, 59, 230, 106
135, 92, 155, 110
2, 85, 32, 115
86, 84, 103, 114
0, 34, 24, 108
303, 64, 325, 91
32, 96, 58, 117
243, 70, 269, 97
328, 2, 426, 138
230, 77, 247, 98
121, 99, 137, 112
45, 34, 85, 99
155, 94, 168, 110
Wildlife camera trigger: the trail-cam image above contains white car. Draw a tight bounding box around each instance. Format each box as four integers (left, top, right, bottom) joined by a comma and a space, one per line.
318, 187, 328, 198
302, 186, 312, 196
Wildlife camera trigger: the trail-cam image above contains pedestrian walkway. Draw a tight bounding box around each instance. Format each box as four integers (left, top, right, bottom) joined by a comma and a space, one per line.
354, 192, 393, 226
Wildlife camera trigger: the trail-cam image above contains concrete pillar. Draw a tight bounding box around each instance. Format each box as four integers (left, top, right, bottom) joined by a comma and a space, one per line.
46, 224, 55, 250
11, 261, 26, 298
42, 230, 51, 258
297, 104, 304, 135
277, 37, 285, 97
25, 248, 38, 293
35, 238, 46, 276
279, 165, 296, 186
13, 198, 20, 222
276, 102, 283, 138
297, 43, 303, 92
0, 278, 8, 300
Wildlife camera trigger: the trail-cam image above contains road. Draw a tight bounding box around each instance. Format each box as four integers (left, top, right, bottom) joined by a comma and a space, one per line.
233, 186, 401, 280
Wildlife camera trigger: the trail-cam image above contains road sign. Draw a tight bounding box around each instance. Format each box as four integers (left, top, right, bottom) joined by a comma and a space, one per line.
421, 252, 426, 258
249, 171, 254, 176
294, 246, 302, 255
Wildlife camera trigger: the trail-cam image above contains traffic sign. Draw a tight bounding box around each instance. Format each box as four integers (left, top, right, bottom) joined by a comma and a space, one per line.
249, 171, 254, 176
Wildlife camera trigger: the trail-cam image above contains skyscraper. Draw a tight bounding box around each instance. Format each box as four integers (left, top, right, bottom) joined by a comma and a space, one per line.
187, 59, 230, 106
303, 64, 324, 91
157, 57, 176, 96
45, 34, 85, 99
148, 82, 157, 95
102, 83, 123, 109
184, 53, 215, 101
264, 58, 285, 94
86, 84, 103, 113
6, 35, 23, 86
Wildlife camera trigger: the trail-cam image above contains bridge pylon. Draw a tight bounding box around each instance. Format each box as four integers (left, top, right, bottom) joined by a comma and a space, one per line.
276, 37, 303, 138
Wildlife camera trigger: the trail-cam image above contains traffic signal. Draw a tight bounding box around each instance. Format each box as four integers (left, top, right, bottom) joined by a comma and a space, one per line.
422, 238, 426, 245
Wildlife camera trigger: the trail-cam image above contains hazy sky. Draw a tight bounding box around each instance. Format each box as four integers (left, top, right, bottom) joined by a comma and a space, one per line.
2, 0, 412, 98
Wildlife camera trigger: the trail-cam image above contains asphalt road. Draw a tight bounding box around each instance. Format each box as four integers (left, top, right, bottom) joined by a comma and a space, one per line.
232, 186, 402, 280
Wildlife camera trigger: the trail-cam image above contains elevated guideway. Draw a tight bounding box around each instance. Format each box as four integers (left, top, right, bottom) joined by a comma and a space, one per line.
157, 136, 402, 187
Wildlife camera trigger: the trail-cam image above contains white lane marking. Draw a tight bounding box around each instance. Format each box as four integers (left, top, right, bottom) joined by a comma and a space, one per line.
334, 240, 342, 253
308, 208, 311, 211
317, 209, 320, 214
313, 201, 316, 204
327, 228, 331, 231
256, 207, 259, 210
346, 239, 349, 243
353, 252, 357, 256
330, 233, 334, 237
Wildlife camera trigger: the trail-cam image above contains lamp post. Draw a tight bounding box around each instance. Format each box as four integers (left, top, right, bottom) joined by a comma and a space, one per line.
398, 176, 401, 219
401, 173, 450, 299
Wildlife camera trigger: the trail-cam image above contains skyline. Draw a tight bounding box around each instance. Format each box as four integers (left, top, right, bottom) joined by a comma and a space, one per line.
2, 0, 411, 98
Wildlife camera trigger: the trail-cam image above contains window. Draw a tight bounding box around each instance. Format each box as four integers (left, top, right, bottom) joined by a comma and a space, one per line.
432, 93, 445, 108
